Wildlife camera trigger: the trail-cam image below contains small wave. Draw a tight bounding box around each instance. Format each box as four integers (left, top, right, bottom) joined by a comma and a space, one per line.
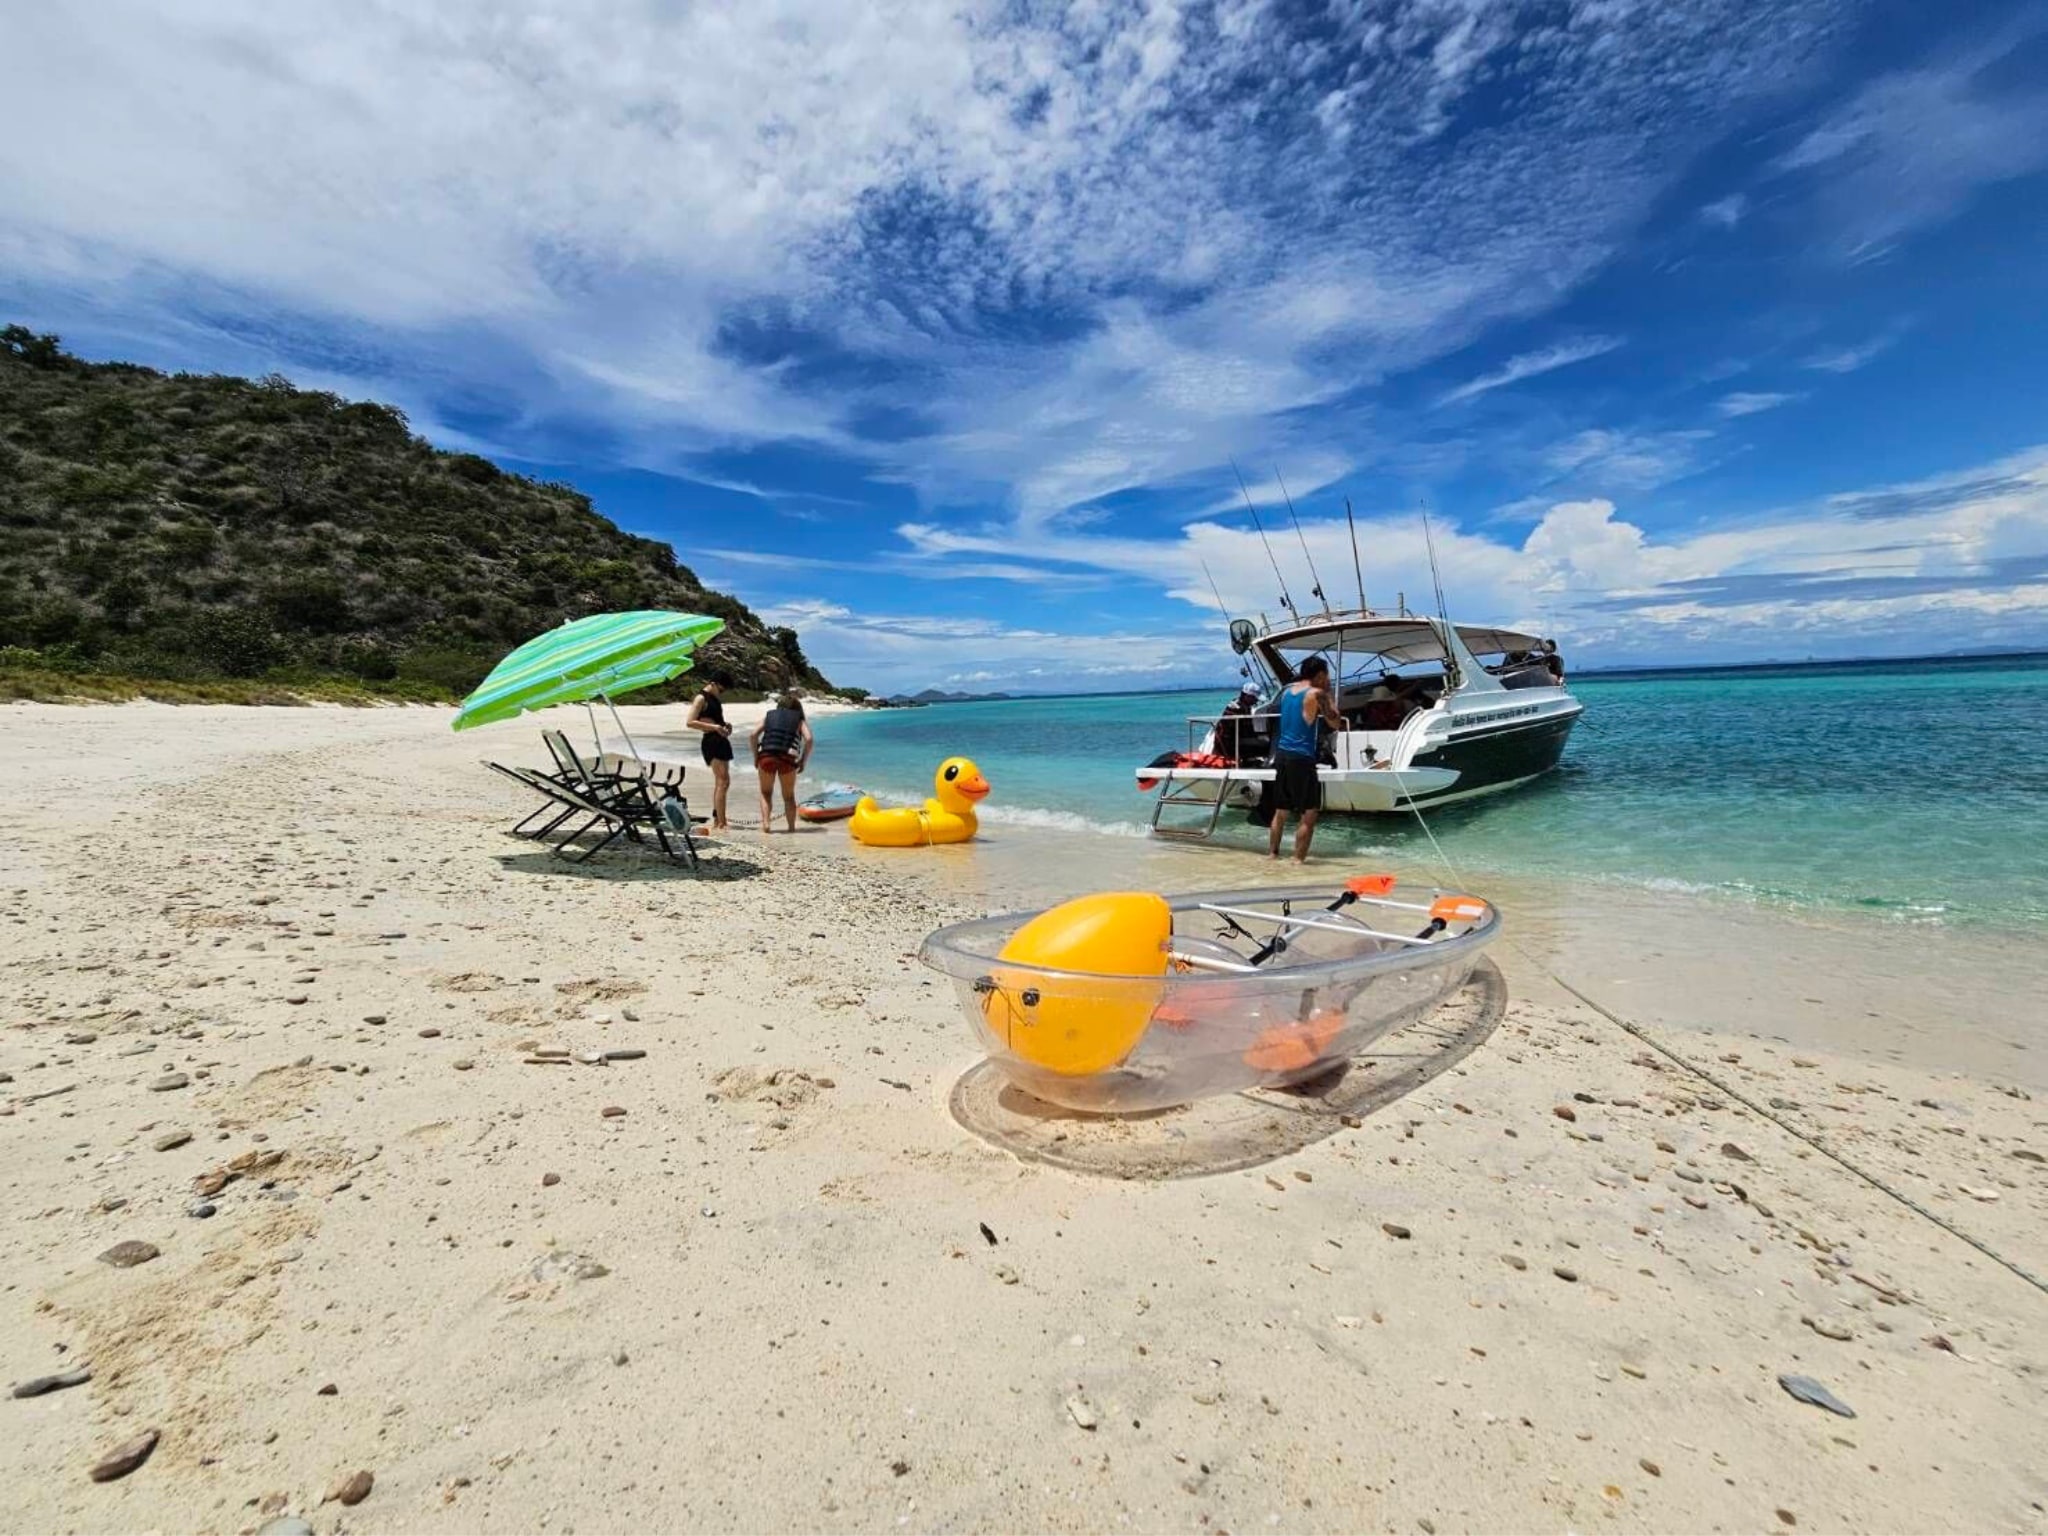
975, 803, 1152, 839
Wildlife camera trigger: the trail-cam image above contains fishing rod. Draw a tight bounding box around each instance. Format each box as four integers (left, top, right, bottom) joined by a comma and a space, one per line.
1343, 496, 1367, 614
1274, 467, 1326, 614
1420, 502, 1460, 691
1230, 458, 1298, 623
1199, 558, 1232, 622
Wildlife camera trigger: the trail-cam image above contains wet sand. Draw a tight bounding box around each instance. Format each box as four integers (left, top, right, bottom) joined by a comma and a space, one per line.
3, 701, 2045, 1533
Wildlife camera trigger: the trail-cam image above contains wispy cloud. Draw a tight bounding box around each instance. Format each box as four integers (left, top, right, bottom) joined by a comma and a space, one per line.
1436, 336, 1625, 407
0, 0, 1845, 514
1775, 20, 2048, 261
1543, 427, 1714, 491
1700, 193, 1749, 228
1716, 390, 1800, 417
1802, 336, 1895, 374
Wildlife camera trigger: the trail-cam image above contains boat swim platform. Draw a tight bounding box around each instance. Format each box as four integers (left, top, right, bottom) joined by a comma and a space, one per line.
1141, 762, 1461, 837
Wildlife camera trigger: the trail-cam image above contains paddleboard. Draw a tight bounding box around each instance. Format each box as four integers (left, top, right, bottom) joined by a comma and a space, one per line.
797, 787, 863, 823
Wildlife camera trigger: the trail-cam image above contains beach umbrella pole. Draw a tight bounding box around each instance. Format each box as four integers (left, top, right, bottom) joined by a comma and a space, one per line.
583, 699, 603, 754
601, 694, 642, 764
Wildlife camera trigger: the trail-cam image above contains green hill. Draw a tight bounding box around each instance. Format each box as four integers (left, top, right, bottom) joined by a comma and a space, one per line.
0, 325, 834, 702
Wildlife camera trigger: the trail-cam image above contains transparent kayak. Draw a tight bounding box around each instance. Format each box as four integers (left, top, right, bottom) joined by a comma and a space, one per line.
919, 879, 1500, 1112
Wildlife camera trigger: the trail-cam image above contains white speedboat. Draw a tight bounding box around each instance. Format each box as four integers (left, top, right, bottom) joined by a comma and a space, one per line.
1136, 610, 1583, 835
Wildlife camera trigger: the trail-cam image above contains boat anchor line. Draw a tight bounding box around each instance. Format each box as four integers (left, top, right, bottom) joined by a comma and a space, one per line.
1393, 792, 2048, 1302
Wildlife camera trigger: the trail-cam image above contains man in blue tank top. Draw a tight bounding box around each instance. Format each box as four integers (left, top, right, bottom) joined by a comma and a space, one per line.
1269, 655, 1343, 862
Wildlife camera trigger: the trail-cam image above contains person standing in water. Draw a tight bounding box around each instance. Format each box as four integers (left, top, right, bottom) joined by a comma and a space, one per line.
1268, 655, 1343, 862
685, 669, 734, 831
750, 692, 814, 833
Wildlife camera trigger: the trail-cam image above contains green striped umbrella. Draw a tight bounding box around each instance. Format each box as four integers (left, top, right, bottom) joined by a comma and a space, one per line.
452, 611, 725, 752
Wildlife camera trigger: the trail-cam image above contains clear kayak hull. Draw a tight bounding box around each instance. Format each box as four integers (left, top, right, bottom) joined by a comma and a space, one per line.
918, 882, 1499, 1112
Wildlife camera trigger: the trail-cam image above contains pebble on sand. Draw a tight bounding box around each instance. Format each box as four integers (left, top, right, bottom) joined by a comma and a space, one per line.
88, 1428, 160, 1482
11, 1367, 91, 1399
256, 1520, 315, 1536
97, 1240, 160, 1268
1552, 1105, 1577, 1122
148, 1073, 190, 1092
1501, 1254, 1527, 1271
1777, 1373, 1855, 1418
541, 1172, 561, 1187
1065, 1394, 1098, 1430
1381, 1223, 1412, 1240
153, 1130, 192, 1151
601, 1105, 627, 1118
326, 1469, 374, 1506
1639, 1458, 1661, 1477
1552, 1265, 1579, 1283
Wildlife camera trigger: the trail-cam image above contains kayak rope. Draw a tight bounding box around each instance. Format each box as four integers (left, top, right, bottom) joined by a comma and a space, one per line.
1394, 789, 2048, 1301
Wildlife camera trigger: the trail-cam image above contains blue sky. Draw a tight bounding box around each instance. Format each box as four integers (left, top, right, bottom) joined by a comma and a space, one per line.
6, 0, 2048, 693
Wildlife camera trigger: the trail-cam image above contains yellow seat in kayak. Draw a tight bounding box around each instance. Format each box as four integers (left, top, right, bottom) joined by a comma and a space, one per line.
982, 892, 1170, 1076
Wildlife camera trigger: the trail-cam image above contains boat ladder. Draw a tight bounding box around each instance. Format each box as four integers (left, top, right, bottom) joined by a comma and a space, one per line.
1149, 767, 1255, 840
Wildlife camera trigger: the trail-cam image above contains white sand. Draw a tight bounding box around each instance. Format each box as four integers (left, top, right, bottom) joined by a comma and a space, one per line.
3, 701, 2044, 1533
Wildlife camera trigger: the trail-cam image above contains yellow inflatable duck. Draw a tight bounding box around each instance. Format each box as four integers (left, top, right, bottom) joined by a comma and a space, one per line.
848, 756, 990, 846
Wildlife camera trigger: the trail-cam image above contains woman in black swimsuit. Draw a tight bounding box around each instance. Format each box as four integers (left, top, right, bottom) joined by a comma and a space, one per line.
685, 670, 734, 830
750, 692, 814, 833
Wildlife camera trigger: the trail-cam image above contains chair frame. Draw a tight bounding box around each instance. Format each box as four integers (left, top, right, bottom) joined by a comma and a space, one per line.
492, 751, 701, 868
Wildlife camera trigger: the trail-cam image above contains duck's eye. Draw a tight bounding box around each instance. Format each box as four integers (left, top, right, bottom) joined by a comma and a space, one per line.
943, 764, 959, 781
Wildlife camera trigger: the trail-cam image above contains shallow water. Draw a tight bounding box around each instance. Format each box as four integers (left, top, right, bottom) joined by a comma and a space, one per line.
790, 653, 2048, 932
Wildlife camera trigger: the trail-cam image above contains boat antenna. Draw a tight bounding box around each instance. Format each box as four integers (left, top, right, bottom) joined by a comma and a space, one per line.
1230, 458, 1298, 622
1420, 502, 1460, 690
1343, 496, 1367, 614
1274, 467, 1326, 613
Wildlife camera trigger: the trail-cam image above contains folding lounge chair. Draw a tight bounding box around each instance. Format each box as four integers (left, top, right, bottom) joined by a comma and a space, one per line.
485, 759, 585, 839
495, 765, 700, 868
543, 729, 705, 840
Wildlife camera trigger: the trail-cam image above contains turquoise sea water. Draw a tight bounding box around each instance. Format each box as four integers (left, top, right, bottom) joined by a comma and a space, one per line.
807, 654, 2048, 930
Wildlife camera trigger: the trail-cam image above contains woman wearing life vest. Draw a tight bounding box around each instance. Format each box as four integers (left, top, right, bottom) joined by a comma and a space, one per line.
750, 692, 815, 833
1268, 655, 1343, 862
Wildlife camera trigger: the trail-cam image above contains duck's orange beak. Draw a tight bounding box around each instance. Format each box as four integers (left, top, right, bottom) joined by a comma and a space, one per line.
958, 772, 991, 801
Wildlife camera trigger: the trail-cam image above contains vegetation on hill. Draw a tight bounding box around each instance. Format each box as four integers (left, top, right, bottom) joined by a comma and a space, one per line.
0, 326, 833, 702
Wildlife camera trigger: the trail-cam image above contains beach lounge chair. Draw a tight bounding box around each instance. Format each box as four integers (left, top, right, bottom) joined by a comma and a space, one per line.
493, 763, 700, 868
485, 759, 586, 839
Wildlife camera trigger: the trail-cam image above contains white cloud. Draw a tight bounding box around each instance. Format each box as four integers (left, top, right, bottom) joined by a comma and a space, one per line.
1700, 193, 1749, 228
0, 0, 1844, 502
755, 599, 1220, 693
1436, 336, 1625, 407
1542, 428, 1714, 491
1775, 25, 2048, 261
859, 446, 2048, 687
1716, 390, 1800, 417
1802, 336, 1894, 374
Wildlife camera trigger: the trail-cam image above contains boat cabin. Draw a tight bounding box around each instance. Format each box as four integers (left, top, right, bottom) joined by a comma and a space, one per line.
1247, 616, 1557, 769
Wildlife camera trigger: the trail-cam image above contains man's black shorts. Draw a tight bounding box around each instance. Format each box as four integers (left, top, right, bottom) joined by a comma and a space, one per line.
1271, 751, 1321, 814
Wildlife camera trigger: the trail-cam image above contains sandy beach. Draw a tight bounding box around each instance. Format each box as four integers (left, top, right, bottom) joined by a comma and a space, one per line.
3, 701, 2045, 1534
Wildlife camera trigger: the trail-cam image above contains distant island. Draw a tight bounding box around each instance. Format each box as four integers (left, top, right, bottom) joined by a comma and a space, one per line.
882, 687, 1016, 706
0, 326, 834, 704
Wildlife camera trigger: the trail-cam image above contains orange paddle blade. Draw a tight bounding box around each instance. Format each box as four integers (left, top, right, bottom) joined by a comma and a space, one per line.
1346, 873, 1398, 897
1428, 894, 1489, 924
